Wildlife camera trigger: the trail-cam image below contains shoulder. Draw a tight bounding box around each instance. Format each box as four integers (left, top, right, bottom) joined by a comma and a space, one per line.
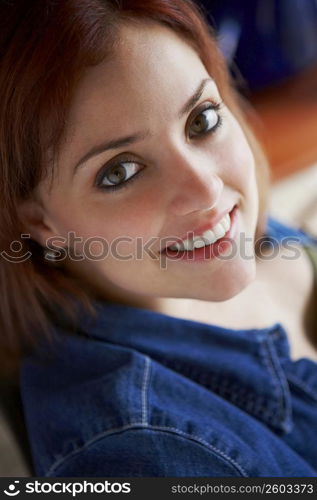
260, 215, 316, 289
46, 426, 245, 477
257, 217, 315, 320
261, 216, 315, 293
264, 216, 317, 247
21, 338, 246, 477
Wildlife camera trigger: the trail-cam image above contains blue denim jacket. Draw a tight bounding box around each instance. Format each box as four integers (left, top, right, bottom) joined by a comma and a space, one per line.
20, 217, 317, 477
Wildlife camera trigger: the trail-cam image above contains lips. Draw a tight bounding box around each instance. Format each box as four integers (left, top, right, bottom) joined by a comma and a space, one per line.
160, 204, 237, 253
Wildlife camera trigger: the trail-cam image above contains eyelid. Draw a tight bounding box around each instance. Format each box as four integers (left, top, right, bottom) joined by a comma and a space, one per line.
196, 98, 222, 110
95, 155, 139, 180
188, 99, 223, 122
101, 153, 141, 170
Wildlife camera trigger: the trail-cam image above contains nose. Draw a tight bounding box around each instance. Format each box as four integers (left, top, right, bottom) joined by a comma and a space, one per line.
167, 149, 224, 217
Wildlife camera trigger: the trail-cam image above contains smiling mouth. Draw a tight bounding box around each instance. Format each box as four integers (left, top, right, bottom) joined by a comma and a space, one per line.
161, 205, 237, 254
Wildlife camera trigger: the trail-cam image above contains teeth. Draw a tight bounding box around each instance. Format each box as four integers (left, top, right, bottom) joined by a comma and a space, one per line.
192, 239, 206, 249
212, 222, 226, 239
201, 229, 218, 245
221, 213, 230, 232
168, 212, 231, 252
182, 239, 194, 251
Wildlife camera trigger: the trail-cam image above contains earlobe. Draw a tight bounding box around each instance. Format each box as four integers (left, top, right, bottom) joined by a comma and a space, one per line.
17, 198, 60, 248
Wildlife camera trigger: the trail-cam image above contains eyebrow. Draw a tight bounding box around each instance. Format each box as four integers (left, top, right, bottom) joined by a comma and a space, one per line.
73, 77, 213, 174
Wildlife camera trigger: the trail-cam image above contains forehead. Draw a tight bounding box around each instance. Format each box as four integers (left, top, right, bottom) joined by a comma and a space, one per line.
66, 21, 214, 127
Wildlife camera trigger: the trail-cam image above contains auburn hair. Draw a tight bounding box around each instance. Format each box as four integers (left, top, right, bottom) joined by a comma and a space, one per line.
0, 0, 270, 374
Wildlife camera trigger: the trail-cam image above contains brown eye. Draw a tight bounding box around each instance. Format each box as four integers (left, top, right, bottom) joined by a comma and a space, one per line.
189, 106, 220, 137
95, 159, 145, 193
106, 164, 128, 185
98, 161, 142, 188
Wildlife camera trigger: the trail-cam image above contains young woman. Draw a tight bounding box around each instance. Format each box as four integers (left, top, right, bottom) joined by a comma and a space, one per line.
1, 0, 316, 477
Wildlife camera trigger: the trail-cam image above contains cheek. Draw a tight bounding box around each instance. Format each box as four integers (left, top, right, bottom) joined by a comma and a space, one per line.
49, 194, 163, 254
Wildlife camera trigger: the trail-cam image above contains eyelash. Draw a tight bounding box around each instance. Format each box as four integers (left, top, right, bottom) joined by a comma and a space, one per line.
95, 101, 223, 193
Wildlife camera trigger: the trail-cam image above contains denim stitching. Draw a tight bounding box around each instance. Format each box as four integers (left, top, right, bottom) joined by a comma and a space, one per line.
256, 335, 283, 415
141, 356, 151, 425
45, 423, 248, 477
255, 330, 291, 431
263, 333, 293, 431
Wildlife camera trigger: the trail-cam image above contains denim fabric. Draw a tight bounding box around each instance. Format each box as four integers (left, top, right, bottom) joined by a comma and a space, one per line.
20, 217, 317, 477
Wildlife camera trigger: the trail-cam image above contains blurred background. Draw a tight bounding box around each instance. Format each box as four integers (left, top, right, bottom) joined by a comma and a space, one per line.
1, 0, 317, 478
201, 0, 317, 237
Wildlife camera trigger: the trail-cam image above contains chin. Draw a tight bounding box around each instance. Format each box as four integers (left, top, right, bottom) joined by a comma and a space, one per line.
217, 260, 256, 301
190, 258, 257, 303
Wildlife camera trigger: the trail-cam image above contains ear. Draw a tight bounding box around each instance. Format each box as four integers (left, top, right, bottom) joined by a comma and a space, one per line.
17, 197, 61, 248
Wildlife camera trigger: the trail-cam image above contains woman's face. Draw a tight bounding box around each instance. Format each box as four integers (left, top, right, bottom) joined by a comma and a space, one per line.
33, 21, 259, 306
